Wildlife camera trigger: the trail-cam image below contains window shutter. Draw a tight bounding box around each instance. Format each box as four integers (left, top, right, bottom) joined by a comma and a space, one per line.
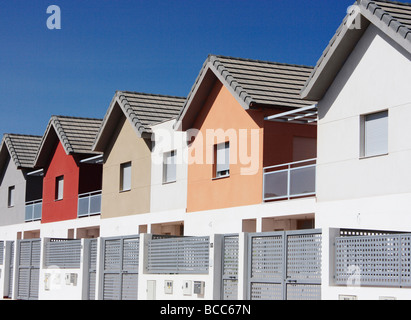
56, 176, 64, 200
216, 142, 230, 175
121, 163, 132, 191
164, 151, 177, 183
364, 111, 388, 157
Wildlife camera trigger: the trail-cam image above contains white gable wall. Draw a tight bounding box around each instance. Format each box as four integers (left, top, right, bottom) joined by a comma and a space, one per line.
316, 22, 411, 234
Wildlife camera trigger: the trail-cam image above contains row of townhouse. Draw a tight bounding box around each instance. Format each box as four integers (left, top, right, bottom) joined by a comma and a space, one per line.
0, 0, 411, 300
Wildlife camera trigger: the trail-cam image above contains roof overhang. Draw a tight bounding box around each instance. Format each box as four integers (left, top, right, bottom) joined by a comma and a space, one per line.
174, 56, 253, 132
301, 0, 411, 101
265, 104, 318, 125
301, 4, 369, 101
80, 154, 103, 164
92, 93, 151, 153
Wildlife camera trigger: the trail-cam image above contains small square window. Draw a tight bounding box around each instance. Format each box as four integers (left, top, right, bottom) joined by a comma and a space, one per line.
361, 111, 388, 158
55, 176, 64, 200
163, 150, 177, 184
8, 186, 15, 207
120, 162, 132, 192
215, 141, 230, 179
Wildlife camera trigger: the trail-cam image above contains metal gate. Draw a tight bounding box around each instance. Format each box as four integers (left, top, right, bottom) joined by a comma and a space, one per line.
221, 234, 239, 300
16, 239, 41, 300
5, 241, 14, 299
100, 235, 140, 300
85, 239, 98, 300
247, 229, 322, 300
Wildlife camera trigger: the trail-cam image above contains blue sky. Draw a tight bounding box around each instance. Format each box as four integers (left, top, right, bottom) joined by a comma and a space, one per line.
0, 0, 354, 136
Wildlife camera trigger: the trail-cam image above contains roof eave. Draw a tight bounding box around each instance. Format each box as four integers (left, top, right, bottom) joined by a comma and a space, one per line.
174, 56, 253, 131
301, 0, 411, 101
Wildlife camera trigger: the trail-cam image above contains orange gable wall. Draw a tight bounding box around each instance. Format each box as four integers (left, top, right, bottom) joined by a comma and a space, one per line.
186, 81, 264, 213
42, 141, 80, 223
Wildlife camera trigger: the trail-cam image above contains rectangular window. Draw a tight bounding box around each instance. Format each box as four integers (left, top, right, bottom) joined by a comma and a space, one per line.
361, 111, 388, 158
120, 162, 132, 192
215, 141, 230, 178
163, 150, 177, 184
55, 176, 64, 200
8, 186, 15, 207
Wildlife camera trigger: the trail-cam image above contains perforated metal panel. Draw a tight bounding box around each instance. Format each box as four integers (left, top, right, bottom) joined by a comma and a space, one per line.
100, 236, 140, 300
16, 239, 41, 300
44, 239, 82, 269
286, 284, 321, 300
335, 233, 411, 288
248, 230, 322, 300
0, 241, 4, 265
85, 239, 98, 300
147, 236, 209, 274
7, 241, 14, 299
222, 235, 239, 300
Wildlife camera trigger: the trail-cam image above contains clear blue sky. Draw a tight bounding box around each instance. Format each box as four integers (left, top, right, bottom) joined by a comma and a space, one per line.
0, 0, 354, 136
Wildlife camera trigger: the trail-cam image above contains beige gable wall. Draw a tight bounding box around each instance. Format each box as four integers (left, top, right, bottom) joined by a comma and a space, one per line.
101, 114, 151, 219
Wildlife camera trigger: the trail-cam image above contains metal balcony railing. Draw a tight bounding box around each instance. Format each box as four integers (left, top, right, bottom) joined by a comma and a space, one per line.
263, 158, 316, 202
25, 200, 42, 222
78, 190, 102, 218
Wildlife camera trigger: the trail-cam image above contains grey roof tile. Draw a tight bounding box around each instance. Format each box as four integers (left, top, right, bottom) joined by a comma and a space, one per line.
0, 134, 42, 168
209, 55, 317, 108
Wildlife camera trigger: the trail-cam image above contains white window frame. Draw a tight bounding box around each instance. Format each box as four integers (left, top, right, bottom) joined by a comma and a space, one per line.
120, 162, 132, 192
215, 141, 230, 179
163, 150, 177, 184
55, 176, 64, 201
360, 110, 388, 158
8, 186, 15, 207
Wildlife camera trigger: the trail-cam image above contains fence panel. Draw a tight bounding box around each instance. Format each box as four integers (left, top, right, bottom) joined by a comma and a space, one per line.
44, 239, 82, 269
221, 235, 239, 300
248, 229, 322, 300
147, 236, 210, 274
335, 233, 411, 288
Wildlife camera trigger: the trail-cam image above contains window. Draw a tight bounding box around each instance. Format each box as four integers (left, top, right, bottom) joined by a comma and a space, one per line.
163, 150, 177, 184
215, 141, 230, 178
55, 176, 64, 200
120, 162, 132, 192
8, 186, 15, 207
361, 111, 388, 158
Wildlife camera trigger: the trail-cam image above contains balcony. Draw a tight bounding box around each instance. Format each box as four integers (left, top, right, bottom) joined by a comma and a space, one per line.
78, 191, 102, 218
263, 159, 316, 202
25, 200, 42, 222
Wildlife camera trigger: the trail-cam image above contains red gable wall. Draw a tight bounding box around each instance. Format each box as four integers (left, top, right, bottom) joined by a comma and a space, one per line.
41, 141, 79, 223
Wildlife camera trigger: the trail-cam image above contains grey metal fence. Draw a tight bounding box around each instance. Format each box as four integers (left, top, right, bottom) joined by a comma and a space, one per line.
248, 229, 322, 300
335, 233, 411, 288
221, 234, 239, 300
147, 236, 210, 274
16, 239, 41, 300
44, 239, 82, 269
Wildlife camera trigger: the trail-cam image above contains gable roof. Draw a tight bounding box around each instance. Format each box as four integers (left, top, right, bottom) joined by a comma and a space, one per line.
175, 54, 316, 131
34, 115, 103, 167
93, 91, 186, 152
301, 0, 411, 101
0, 134, 42, 172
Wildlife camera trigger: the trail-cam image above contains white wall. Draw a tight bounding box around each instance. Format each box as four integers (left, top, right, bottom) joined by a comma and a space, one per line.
316, 23, 411, 231
150, 120, 188, 213
137, 233, 221, 300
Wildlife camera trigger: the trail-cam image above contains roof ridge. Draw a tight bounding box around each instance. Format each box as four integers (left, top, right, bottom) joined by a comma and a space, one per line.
116, 91, 186, 100
209, 54, 315, 70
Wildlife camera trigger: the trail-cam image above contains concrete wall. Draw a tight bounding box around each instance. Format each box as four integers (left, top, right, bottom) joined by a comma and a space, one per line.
316, 23, 411, 231
0, 155, 27, 226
